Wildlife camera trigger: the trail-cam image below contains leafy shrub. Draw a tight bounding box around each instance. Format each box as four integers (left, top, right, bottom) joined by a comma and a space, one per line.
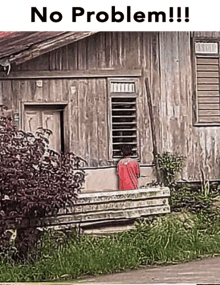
171, 185, 213, 213
0, 106, 86, 257
171, 183, 220, 215
157, 152, 185, 188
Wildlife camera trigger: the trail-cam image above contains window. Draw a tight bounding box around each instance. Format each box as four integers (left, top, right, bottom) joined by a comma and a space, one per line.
108, 79, 139, 159
194, 40, 220, 124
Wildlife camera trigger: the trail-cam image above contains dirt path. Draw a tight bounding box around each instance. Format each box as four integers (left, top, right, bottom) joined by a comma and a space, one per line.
79, 256, 220, 284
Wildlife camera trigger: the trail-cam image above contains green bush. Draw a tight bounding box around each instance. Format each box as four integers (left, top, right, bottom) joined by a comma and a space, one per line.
171, 185, 213, 212
0, 106, 86, 258
157, 152, 185, 188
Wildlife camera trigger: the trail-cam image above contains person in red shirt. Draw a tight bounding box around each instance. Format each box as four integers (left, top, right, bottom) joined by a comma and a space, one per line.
117, 145, 140, 190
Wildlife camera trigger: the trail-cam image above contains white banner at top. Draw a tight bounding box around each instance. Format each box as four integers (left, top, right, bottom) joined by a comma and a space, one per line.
0, 0, 219, 31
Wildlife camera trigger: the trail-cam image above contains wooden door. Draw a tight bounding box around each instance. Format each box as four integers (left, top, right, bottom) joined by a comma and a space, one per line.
24, 106, 62, 153
42, 110, 61, 152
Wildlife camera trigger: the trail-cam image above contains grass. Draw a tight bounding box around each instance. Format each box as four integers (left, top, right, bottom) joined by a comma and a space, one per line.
1, 210, 220, 282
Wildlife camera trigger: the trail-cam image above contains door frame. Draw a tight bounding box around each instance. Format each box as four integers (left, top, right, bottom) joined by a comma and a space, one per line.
20, 101, 69, 151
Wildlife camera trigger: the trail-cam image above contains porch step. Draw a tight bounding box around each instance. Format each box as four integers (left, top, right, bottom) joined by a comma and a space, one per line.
40, 187, 171, 230
8, 187, 170, 232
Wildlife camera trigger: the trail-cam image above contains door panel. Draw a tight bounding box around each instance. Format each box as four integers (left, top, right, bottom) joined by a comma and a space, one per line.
25, 110, 41, 133
24, 106, 62, 153
42, 111, 61, 152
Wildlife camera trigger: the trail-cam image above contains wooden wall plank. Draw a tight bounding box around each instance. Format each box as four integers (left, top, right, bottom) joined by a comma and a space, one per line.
87, 79, 98, 167
77, 38, 88, 70
78, 79, 88, 160
2, 81, 12, 107
18, 54, 50, 71
159, 32, 193, 178
140, 32, 157, 164
11, 80, 20, 111
105, 32, 113, 68
67, 41, 78, 70
151, 32, 162, 155
87, 33, 98, 70
96, 78, 109, 165
96, 32, 106, 69
159, 32, 173, 152
49, 49, 62, 71
178, 32, 192, 160
68, 80, 79, 154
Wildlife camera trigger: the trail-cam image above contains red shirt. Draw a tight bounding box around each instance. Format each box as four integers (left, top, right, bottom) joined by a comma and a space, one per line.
117, 157, 140, 190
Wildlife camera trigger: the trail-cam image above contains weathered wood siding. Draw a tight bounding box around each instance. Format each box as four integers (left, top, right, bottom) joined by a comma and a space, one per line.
1, 32, 220, 180
158, 32, 220, 180
2, 32, 154, 167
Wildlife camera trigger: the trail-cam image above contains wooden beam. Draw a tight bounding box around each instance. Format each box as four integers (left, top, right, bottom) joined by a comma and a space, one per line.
22, 101, 69, 106
0, 69, 142, 80
145, 78, 161, 184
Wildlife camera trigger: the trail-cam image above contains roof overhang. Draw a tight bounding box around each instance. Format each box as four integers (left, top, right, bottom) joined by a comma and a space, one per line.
0, 31, 98, 65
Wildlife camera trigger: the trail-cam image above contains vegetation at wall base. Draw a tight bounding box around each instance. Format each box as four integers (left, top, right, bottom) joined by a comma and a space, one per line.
1, 209, 220, 282
171, 184, 218, 213
157, 151, 186, 188
1, 138, 220, 282
0, 105, 86, 258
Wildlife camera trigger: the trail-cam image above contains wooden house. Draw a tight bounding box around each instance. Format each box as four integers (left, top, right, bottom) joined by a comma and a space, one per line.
0, 31, 220, 192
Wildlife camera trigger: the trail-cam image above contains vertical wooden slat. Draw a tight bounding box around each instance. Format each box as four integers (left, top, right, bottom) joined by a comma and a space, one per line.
105, 32, 112, 68
19, 54, 50, 71
67, 41, 78, 70
87, 34, 97, 70
60, 45, 69, 70
68, 79, 79, 154
140, 32, 155, 164
111, 32, 120, 68
49, 79, 63, 102
159, 32, 170, 152
97, 32, 106, 69
0, 81, 3, 105
11, 80, 20, 111
87, 79, 98, 167
43, 80, 50, 101
78, 79, 88, 160
77, 38, 88, 70
145, 78, 160, 182
49, 49, 62, 71
96, 78, 109, 165
2, 81, 12, 107
151, 32, 162, 155
179, 32, 192, 166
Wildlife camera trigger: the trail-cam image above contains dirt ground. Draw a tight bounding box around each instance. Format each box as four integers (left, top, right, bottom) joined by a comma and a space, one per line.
78, 256, 220, 284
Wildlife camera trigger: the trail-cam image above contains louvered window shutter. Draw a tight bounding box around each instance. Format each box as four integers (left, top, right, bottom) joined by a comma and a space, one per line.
109, 79, 138, 159
195, 42, 220, 123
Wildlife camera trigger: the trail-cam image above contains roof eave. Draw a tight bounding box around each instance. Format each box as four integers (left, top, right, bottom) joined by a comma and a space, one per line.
6, 31, 98, 65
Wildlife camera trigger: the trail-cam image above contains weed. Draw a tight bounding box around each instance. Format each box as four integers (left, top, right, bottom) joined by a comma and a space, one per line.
1, 211, 220, 282
157, 152, 185, 188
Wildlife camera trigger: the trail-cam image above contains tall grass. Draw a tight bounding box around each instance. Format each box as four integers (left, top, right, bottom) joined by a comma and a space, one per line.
1, 211, 220, 282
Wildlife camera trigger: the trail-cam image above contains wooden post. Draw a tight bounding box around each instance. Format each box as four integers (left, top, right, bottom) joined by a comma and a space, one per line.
145, 78, 161, 184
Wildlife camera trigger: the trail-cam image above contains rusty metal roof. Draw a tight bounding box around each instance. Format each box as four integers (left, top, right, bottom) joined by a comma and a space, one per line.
0, 31, 97, 64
